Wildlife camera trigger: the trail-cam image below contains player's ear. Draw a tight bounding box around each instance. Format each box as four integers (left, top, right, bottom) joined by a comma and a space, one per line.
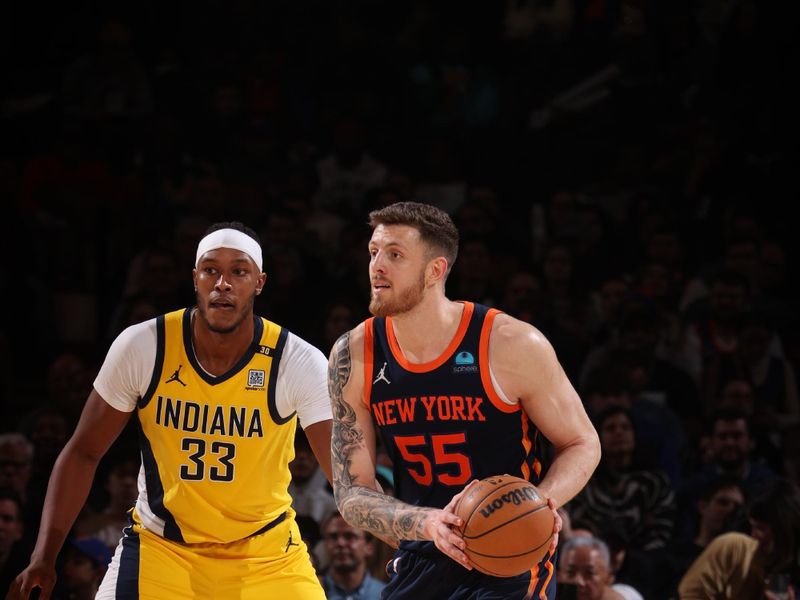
192, 268, 198, 291
426, 256, 448, 285
256, 272, 267, 295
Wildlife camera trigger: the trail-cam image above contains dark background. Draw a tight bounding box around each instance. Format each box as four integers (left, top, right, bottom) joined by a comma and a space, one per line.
0, 0, 798, 596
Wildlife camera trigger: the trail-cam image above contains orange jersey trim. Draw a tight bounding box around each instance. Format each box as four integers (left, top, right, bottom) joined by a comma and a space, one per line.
385, 302, 474, 373
526, 555, 554, 600
479, 308, 519, 414
363, 319, 374, 410
520, 411, 533, 480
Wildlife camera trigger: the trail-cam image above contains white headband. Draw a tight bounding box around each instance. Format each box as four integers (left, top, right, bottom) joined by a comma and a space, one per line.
195, 228, 263, 271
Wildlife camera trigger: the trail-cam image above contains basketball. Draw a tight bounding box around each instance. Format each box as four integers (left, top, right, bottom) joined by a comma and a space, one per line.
454, 475, 554, 577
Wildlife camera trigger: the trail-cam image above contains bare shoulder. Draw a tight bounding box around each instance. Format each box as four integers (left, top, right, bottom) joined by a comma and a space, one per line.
487, 312, 564, 402
329, 322, 368, 397
490, 313, 553, 360
331, 322, 366, 364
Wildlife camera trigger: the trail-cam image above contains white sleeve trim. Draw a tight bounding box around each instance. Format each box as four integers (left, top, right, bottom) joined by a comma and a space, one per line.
93, 320, 158, 412
275, 333, 332, 427
489, 364, 517, 405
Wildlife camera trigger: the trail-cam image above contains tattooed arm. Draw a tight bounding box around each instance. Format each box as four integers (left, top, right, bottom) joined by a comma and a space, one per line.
328, 326, 473, 568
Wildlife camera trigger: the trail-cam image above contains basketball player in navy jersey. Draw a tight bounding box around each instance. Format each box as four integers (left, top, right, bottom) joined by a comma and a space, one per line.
328, 202, 601, 599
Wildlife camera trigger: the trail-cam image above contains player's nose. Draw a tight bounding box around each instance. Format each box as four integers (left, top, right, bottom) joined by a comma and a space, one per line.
214, 274, 232, 291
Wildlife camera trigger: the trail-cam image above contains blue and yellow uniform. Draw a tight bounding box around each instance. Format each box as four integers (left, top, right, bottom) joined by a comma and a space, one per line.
363, 302, 555, 600
97, 309, 325, 599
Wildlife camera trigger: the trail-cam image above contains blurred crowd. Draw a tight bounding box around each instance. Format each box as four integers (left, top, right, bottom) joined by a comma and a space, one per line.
1, 1, 798, 598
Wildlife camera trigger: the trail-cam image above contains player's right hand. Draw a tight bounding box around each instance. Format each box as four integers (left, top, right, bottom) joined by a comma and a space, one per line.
423, 507, 473, 570
425, 479, 481, 571
5, 562, 56, 600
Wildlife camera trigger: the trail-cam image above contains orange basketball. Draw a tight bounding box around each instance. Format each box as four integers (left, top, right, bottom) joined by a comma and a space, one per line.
453, 475, 554, 577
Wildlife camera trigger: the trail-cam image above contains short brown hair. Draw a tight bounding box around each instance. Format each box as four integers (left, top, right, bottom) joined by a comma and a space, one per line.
368, 202, 459, 274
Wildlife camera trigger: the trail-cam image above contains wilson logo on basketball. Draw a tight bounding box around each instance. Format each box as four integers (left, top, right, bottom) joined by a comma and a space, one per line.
478, 487, 540, 518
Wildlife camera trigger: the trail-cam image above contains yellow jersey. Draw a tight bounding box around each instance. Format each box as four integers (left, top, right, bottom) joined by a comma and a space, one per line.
135, 308, 297, 544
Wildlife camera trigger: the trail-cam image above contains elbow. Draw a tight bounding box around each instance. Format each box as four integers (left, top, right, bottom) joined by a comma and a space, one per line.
333, 483, 352, 515
333, 487, 358, 525
61, 438, 106, 468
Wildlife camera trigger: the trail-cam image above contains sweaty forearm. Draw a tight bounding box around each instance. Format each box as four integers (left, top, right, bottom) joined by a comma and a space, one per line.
31, 445, 103, 564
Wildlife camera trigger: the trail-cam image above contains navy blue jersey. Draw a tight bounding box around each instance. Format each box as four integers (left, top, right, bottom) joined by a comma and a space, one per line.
364, 302, 544, 509
364, 302, 556, 600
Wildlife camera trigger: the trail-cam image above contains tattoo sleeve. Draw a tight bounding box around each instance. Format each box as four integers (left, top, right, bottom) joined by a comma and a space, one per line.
328, 332, 433, 544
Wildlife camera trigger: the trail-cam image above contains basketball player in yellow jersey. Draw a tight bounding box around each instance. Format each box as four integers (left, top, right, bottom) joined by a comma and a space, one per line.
8, 222, 332, 600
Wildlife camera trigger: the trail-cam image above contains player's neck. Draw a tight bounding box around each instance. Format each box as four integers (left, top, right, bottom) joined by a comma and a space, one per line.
191, 309, 255, 375
389, 296, 464, 364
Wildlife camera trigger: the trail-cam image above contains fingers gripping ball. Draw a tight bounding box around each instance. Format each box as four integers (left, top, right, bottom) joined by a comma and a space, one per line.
454, 475, 554, 577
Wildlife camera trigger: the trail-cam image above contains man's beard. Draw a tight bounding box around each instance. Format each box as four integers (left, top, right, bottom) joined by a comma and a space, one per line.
196, 292, 256, 333
369, 273, 425, 318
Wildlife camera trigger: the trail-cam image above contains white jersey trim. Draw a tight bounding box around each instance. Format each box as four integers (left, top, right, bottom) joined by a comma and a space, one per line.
489, 364, 516, 405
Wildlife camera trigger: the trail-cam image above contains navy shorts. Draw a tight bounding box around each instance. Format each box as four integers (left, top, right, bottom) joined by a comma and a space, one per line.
381, 543, 556, 600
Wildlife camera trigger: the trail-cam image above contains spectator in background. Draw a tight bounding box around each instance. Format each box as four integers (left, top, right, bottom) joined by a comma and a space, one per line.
539, 242, 590, 343
756, 240, 793, 335
58, 537, 112, 600
0, 436, 35, 534
557, 536, 625, 600
289, 427, 337, 528
684, 271, 750, 372
586, 275, 630, 345
450, 237, 496, 306
636, 261, 696, 379
19, 407, 70, 485
321, 513, 385, 600
106, 293, 160, 340
314, 118, 388, 219
736, 312, 799, 433
712, 378, 755, 415
679, 478, 800, 599
597, 524, 649, 600
45, 354, 93, 425
582, 367, 686, 485
581, 297, 701, 442
666, 476, 746, 598
17, 406, 70, 541
112, 246, 184, 324
500, 270, 542, 324
316, 301, 358, 355
571, 201, 619, 290
678, 409, 776, 543
0, 490, 27, 597
709, 377, 784, 473
295, 515, 323, 575
74, 451, 139, 550
568, 407, 676, 554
